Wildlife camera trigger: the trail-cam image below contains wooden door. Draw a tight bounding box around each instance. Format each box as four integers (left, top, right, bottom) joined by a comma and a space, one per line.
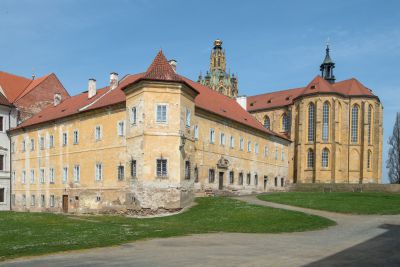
219, 172, 224, 190
62, 195, 68, 213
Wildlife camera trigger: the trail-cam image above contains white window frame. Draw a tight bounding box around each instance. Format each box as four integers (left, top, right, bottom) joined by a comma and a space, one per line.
62, 132, 68, 146
239, 138, 244, 151
49, 168, 55, 184
230, 135, 234, 148
247, 141, 252, 152
39, 168, 45, 184
220, 132, 225, 146
156, 158, 168, 177
185, 108, 191, 127
117, 121, 125, 136
31, 169, 36, 184
95, 163, 103, 181
156, 104, 168, 124
30, 138, 35, 151
49, 135, 54, 148
62, 167, 68, 184
210, 129, 215, 144
255, 143, 259, 154
95, 125, 102, 141
31, 194, 35, 206
130, 106, 137, 125
73, 130, 79, 145
0, 116, 4, 132
194, 125, 199, 140
118, 165, 125, 181
50, 195, 55, 207
21, 170, 26, 184
73, 165, 80, 183
39, 136, 45, 150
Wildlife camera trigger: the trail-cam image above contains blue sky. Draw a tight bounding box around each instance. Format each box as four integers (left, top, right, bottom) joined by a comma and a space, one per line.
1, 0, 399, 182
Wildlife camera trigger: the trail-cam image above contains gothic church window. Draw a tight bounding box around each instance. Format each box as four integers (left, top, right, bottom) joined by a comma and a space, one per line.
322, 148, 329, 168
367, 150, 372, 169
322, 102, 330, 142
282, 113, 289, 132
368, 105, 373, 145
307, 149, 314, 168
351, 105, 359, 143
308, 103, 315, 142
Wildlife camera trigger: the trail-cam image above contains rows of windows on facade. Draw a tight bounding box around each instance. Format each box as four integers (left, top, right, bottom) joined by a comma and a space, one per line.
263, 101, 375, 170
12, 103, 285, 187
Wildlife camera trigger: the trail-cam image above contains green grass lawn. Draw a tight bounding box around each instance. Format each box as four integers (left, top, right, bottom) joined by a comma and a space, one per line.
0, 197, 334, 260
258, 192, 400, 214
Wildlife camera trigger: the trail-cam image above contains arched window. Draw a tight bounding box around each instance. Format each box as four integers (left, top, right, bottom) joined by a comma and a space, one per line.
351, 105, 359, 143
322, 102, 330, 141
367, 150, 372, 169
308, 103, 315, 142
282, 113, 289, 132
307, 149, 314, 168
219, 87, 224, 94
263, 116, 270, 130
368, 105, 373, 145
322, 148, 329, 168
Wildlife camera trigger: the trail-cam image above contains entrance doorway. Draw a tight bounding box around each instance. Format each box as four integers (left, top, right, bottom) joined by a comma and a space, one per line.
264, 176, 268, 190
219, 172, 224, 190
62, 195, 68, 213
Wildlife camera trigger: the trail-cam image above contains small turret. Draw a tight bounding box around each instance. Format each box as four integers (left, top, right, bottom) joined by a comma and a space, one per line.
320, 43, 336, 84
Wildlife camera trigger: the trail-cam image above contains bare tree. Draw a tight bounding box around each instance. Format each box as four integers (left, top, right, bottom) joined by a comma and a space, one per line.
387, 112, 400, 183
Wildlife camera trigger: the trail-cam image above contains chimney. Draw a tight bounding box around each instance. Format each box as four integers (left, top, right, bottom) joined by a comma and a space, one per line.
236, 95, 247, 110
53, 93, 62, 106
168, 59, 177, 72
88, 78, 96, 99
109, 72, 119, 90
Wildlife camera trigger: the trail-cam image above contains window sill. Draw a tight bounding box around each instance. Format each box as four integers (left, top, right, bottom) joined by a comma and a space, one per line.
156, 176, 169, 179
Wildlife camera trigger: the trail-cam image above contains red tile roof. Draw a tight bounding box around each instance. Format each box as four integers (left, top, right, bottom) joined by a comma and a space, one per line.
14, 51, 288, 141
247, 75, 378, 112
0, 71, 62, 103
0, 92, 12, 107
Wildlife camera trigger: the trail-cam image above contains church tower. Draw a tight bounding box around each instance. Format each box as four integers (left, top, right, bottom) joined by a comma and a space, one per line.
320, 44, 336, 83
198, 39, 238, 98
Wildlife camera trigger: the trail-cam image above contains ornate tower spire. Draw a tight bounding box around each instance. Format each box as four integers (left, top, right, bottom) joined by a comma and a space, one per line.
320, 43, 336, 84
198, 39, 238, 98
210, 39, 226, 72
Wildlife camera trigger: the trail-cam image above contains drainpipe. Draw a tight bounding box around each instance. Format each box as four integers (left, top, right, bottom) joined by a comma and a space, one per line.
8, 106, 12, 211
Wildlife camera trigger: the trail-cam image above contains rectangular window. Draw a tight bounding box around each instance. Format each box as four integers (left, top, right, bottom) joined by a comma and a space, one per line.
239, 172, 243, 185
186, 108, 191, 127
22, 194, 26, 206
50, 195, 55, 207
275, 147, 279, 160
31, 195, 35, 206
208, 169, 215, 183
49, 168, 55, 183
39, 136, 45, 149
254, 174, 258, 186
0, 116, 4, 132
194, 125, 199, 140
247, 141, 252, 152
0, 154, 4, 171
11, 142, 15, 153
31, 169, 36, 184
118, 121, 125, 136
39, 169, 44, 184
230, 136, 234, 148
247, 173, 251, 185
95, 163, 103, 181
156, 104, 167, 123
229, 171, 234, 184
282, 151, 285, 161
73, 165, 80, 183
185, 161, 191, 180
130, 160, 137, 177
73, 130, 79, 144
40, 194, 45, 207
210, 129, 215, 144
49, 135, 54, 148
220, 132, 225, 146
239, 138, 244, 151
22, 140, 26, 152
62, 167, 68, 184
95, 126, 102, 140
62, 133, 68, 146
156, 159, 168, 177
131, 106, 137, 124
30, 139, 35, 151
0, 188, 4, 203
118, 165, 125, 181
264, 146, 269, 157
255, 143, 259, 154
194, 167, 199, 183
21, 170, 26, 184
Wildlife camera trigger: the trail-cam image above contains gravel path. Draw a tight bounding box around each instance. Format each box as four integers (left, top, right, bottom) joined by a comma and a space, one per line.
2, 195, 400, 267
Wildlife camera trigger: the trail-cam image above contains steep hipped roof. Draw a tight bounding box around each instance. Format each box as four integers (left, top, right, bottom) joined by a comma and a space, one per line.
247, 75, 378, 112
14, 51, 288, 141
